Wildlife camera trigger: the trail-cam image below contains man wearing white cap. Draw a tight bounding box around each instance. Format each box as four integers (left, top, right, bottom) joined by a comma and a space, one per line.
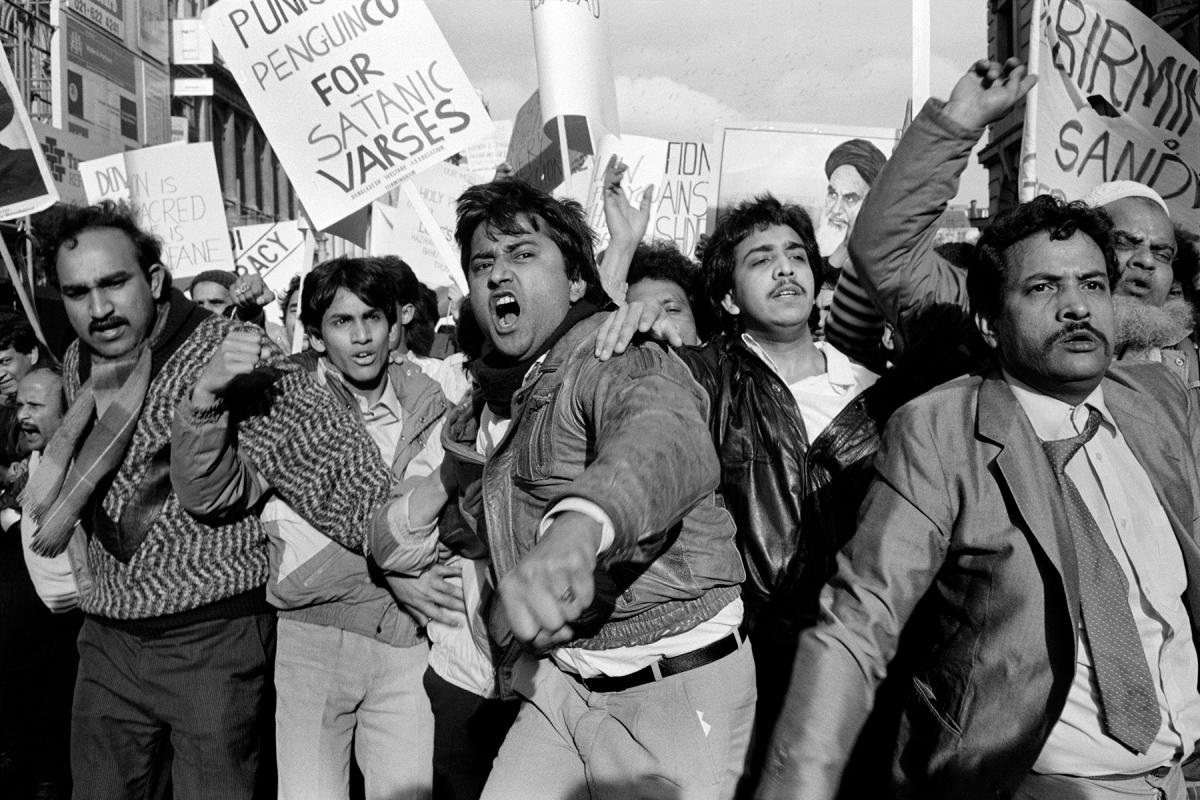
1083, 181, 1195, 391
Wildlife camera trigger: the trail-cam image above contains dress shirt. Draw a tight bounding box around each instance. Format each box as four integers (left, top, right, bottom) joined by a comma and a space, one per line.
1006, 375, 1200, 776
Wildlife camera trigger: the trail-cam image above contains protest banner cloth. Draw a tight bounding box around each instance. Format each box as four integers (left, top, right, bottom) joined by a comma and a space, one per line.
711, 122, 897, 235
79, 141, 235, 280
0, 49, 59, 221
369, 161, 474, 292
201, 0, 494, 231
1020, 0, 1200, 228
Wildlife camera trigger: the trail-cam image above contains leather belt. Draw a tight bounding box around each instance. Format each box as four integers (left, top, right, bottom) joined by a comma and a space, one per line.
569, 631, 741, 693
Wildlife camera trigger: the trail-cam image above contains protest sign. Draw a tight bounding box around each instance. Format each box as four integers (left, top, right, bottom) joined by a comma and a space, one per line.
506, 91, 564, 191
530, 0, 619, 145
202, 0, 494, 231
1021, 0, 1200, 228
80, 141, 234, 279
369, 161, 473, 292
232, 220, 306, 304
0, 50, 59, 221
712, 122, 897, 227
585, 133, 669, 253
466, 119, 513, 184
584, 136, 712, 259
653, 141, 711, 259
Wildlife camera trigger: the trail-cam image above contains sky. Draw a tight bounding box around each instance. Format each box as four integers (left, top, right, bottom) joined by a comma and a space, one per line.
427, 0, 990, 205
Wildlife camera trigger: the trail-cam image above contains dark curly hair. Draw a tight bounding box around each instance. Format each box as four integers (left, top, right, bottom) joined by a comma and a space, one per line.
701, 194, 824, 334
300, 256, 399, 337
454, 179, 604, 303
969, 194, 1117, 322
37, 201, 168, 292
627, 241, 716, 342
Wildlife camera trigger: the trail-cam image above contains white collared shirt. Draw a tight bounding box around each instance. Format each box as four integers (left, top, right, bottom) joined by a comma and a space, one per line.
740, 335, 878, 439
1006, 375, 1200, 776
318, 359, 403, 464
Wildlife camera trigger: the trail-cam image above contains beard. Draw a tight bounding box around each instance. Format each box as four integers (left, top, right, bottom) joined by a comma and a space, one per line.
815, 208, 849, 258
1113, 294, 1196, 352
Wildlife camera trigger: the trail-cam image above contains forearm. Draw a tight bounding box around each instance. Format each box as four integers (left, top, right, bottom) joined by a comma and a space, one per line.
849, 99, 977, 338
171, 394, 269, 520
572, 348, 719, 565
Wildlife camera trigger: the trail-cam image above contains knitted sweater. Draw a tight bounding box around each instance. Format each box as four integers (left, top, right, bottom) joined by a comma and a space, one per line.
64, 308, 392, 620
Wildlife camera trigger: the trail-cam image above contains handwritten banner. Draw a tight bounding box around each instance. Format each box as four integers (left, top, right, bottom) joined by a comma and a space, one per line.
202, 0, 493, 231
1023, 0, 1200, 228
80, 142, 234, 279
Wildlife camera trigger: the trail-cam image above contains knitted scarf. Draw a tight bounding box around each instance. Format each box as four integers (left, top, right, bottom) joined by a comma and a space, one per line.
469, 299, 601, 418
25, 290, 206, 557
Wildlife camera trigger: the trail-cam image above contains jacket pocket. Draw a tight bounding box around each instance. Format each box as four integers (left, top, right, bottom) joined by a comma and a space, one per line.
514, 388, 560, 480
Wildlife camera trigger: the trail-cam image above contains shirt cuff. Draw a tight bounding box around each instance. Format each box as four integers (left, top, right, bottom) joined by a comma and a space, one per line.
538, 498, 615, 555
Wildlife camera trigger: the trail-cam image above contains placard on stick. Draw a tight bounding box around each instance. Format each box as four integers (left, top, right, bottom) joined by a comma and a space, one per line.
79, 142, 235, 280
202, 0, 494, 231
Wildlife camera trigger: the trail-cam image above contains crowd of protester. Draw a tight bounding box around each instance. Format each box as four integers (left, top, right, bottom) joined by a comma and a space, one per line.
2, 56, 1200, 800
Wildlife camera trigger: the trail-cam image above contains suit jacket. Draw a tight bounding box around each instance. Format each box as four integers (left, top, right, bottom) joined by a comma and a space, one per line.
757, 362, 1200, 800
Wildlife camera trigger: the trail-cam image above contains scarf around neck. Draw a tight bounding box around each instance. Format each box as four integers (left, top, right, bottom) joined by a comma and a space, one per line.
25, 289, 207, 557
469, 299, 600, 419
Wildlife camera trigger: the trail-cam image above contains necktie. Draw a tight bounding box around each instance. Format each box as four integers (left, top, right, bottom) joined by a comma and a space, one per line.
1042, 406, 1162, 754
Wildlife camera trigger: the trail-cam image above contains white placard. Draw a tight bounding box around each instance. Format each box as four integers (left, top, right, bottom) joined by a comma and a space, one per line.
80, 141, 235, 279
202, 0, 494, 231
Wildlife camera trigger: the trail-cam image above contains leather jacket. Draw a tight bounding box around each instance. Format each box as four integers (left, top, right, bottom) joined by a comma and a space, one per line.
677, 333, 913, 632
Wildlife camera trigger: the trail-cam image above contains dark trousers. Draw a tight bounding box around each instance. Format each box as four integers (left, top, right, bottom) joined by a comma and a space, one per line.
423, 666, 519, 800
71, 612, 276, 800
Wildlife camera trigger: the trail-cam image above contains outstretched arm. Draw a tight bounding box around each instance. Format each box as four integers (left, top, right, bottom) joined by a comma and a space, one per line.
849, 58, 1036, 356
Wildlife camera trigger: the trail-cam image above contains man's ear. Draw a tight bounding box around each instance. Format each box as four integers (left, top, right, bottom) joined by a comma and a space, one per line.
308, 329, 327, 354
568, 277, 587, 303
974, 312, 998, 349
720, 290, 741, 318
399, 303, 416, 326
28, 348, 38, 367
148, 264, 166, 300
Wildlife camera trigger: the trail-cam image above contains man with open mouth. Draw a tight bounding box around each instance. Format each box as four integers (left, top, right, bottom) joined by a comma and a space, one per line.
449, 178, 752, 800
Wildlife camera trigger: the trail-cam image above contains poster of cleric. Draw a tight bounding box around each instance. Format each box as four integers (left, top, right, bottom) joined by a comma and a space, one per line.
201, 0, 493, 230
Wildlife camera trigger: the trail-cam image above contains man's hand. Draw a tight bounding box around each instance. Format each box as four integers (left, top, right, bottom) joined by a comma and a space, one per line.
603, 155, 654, 251
385, 564, 467, 627
499, 511, 601, 652
0, 372, 17, 405
593, 301, 684, 361
943, 57, 1037, 131
192, 329, 272, 407
230, 273, 276, 310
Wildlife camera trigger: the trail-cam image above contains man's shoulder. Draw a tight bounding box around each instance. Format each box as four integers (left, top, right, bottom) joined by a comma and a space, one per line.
885, 371, 984, 439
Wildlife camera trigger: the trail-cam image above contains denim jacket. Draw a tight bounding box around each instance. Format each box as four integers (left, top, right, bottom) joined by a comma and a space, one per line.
481, 313, 743, 651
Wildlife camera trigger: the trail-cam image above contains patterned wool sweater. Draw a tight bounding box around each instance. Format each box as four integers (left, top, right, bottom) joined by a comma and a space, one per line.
64, 309, 393, 620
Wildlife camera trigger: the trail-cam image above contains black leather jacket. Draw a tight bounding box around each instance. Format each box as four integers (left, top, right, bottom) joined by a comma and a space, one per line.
677, 333, 913, 633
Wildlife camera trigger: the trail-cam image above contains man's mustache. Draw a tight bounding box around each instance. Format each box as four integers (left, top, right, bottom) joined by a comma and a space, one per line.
1046, 322, 1110, 350
90, 316, 128, 334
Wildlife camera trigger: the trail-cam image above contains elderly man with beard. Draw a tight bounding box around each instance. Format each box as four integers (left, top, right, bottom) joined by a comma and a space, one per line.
1082, 182, 1198, 392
